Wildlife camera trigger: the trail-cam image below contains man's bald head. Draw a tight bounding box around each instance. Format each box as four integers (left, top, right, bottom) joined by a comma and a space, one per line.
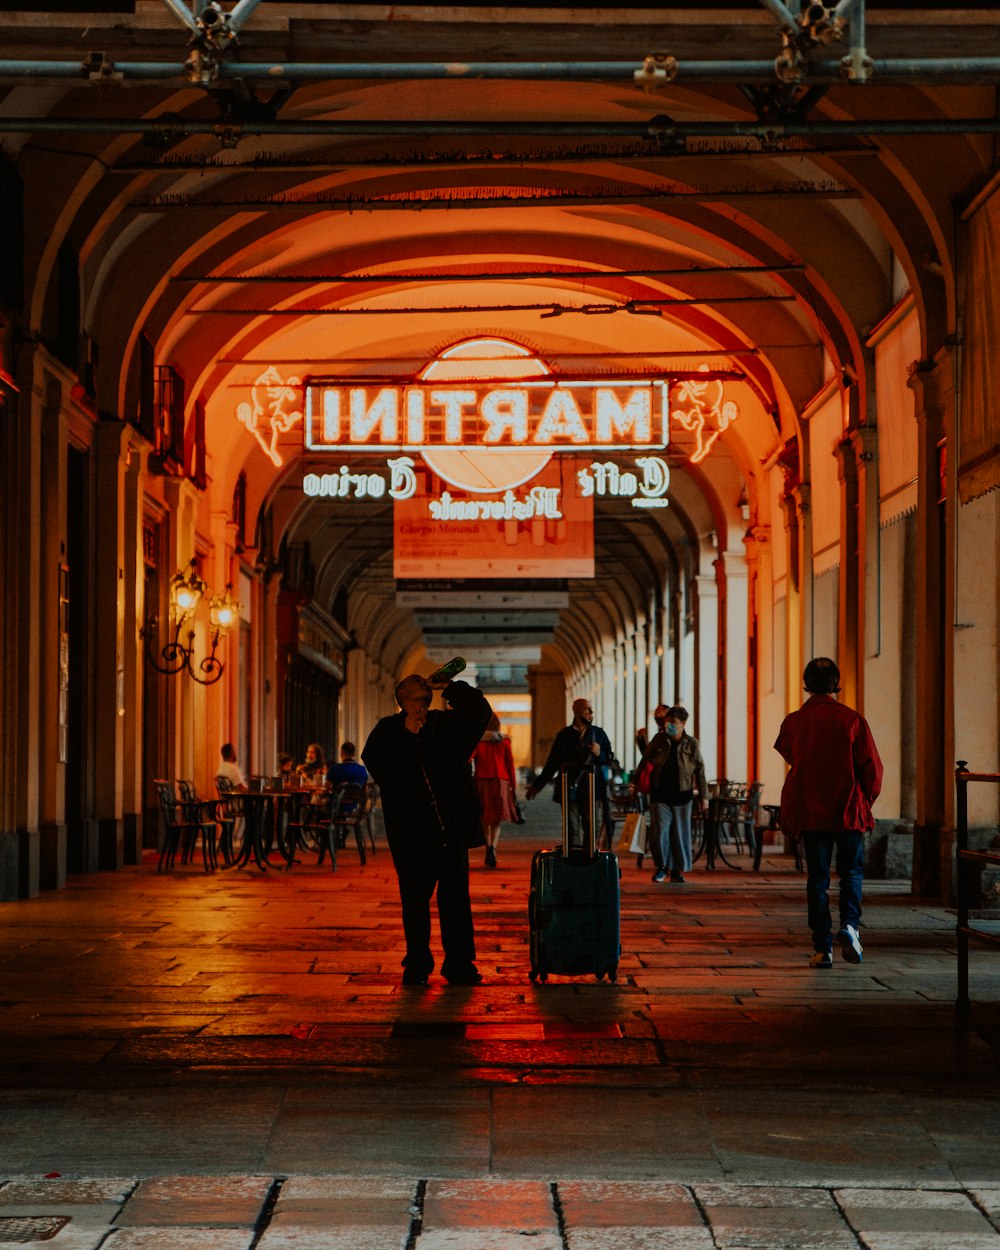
572, 698, 594, 726
395, 674, 432, 708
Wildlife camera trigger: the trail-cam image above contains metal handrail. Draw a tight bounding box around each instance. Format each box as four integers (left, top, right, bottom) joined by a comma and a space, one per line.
955, 761, 1000, 1016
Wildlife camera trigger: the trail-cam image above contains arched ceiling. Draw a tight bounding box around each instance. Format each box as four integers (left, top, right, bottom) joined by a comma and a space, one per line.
3, 2, 995, 683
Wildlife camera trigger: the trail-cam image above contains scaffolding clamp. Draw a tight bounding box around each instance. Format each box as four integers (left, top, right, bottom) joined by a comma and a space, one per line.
635, 53, 678, 93
212, 121, 244, 149
82, 51, 123, 85
840, 48, 874, 83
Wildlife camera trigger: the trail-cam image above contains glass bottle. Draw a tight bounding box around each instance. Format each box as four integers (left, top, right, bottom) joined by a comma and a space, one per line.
428, 656, 466, 684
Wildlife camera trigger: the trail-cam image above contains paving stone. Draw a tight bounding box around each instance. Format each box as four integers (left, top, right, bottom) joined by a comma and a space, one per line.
415, 1234, 563, 1250
263, 1089, 491, 1175
265, 1175, 416, 1228
256, 1229, 410, 1249
696, 1185, 844, 1208
0, 1177, 135, 1204
568, 1230, 714, 1250
696, 1184, 861, 1248
422, 1179, 554, 1230
558, 1180, 703, 1227
103, 1230, 256, 1249
115, 1175, 272, 1226
970, 1189, 1000, 1225
492, 1087, 718, 1178
834, 1187, 1000, 1246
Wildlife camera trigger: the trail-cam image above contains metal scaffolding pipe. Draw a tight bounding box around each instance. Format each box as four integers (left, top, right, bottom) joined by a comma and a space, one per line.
4, 56, 1000, 84
159, 0, 198, 33
833, 0, 864, 21
0, 60, 184, 79
3, 115, 1000, 139
228, 0, 264, 32
756, 0, 802, 37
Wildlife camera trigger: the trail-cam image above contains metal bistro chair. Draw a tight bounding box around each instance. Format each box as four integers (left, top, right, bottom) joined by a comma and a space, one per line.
214, 775, 246, 867
154, 779, 218, 873
286, 786, 333, 867
759, 802, 803, 872
328, 781, 371, 866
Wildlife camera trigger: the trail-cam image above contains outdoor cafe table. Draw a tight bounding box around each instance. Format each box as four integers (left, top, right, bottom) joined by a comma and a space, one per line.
235, 787, 311, 871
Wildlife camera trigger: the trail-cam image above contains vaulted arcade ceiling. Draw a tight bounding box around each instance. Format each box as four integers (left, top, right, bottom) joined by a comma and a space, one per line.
2, 1, 994, 676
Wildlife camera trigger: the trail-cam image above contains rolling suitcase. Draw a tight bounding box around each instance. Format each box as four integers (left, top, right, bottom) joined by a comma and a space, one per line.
528, 763, 621, 983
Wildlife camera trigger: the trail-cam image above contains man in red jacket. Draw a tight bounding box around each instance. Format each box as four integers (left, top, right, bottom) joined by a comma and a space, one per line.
775, 657, 884, 969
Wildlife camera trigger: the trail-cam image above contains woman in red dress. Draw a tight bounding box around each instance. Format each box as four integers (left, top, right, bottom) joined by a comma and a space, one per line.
472, 715, 518, 868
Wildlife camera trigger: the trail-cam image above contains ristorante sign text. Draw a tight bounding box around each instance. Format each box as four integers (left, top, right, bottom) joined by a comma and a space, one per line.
305, 380, 668, 452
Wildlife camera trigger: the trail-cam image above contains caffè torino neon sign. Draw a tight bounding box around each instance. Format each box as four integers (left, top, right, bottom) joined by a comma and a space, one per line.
301, 454, 672, 510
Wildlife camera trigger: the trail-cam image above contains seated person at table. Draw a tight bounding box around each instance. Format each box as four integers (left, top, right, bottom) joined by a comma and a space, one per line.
296, 743, 327, 786
217, 742, 248, 792
277, 753, 294, 778
327, 742, 368, 817
327, 741, 368, 789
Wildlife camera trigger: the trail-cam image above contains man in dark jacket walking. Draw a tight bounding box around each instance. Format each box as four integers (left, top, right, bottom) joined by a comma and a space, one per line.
525, 698, 616, 851
363, 674, 492, 986
775, 657, 884, 969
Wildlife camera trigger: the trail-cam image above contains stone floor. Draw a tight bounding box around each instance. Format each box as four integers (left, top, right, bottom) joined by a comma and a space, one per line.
1, 803, 999, 1247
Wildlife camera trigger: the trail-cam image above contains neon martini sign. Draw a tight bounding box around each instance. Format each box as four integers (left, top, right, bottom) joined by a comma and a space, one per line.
234, 338, 740, 507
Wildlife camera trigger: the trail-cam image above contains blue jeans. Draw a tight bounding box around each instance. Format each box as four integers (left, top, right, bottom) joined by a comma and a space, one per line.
802, 830, 864, 954
650, 801, 693, 872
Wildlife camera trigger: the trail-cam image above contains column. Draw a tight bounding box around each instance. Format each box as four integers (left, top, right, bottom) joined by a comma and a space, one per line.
38, 369, 69, 888
745, 521, 771, 788
720, 550, 749, 783
694, 573, 719, 781
835, 435, 863, 709
908, 351, 957, 899
93, 421, 132, 870
0, 352, 45, 898
120, 437, 146, 866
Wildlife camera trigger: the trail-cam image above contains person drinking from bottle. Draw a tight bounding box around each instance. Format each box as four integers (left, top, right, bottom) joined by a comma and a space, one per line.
362, 666, 492, 987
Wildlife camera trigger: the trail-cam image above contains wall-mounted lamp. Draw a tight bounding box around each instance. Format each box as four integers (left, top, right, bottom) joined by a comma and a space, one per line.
142, 558, 237, 686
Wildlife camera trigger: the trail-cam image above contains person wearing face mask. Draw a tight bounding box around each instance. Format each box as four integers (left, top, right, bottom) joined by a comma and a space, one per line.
639, 704, 708, 883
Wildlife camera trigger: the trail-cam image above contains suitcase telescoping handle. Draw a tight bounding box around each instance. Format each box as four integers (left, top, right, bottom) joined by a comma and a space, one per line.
560, 762, 596, 860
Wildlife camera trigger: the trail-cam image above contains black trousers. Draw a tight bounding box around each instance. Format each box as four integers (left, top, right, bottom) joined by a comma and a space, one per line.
395, 843, 477, 977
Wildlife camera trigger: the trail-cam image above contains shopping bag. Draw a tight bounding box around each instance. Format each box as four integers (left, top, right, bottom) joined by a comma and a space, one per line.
618, 811, 646, 854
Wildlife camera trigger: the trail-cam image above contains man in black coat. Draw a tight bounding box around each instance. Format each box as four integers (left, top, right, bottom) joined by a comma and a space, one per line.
362, 674, 492, 986
525, 698, 616, 851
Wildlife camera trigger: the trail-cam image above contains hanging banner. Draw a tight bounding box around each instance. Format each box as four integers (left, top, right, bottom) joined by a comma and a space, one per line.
393, 457, 594, 580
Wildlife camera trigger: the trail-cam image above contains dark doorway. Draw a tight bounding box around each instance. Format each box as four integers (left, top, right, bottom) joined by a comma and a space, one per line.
283, 655, 339, 773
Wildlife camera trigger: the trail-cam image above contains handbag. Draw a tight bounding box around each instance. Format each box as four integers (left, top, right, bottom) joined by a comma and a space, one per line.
512, 799, 526, 826
635, 758, 654, 796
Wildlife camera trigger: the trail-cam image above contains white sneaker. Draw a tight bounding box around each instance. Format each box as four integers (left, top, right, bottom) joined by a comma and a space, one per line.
839, 925, 863, 964
808, 950, 833, 969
